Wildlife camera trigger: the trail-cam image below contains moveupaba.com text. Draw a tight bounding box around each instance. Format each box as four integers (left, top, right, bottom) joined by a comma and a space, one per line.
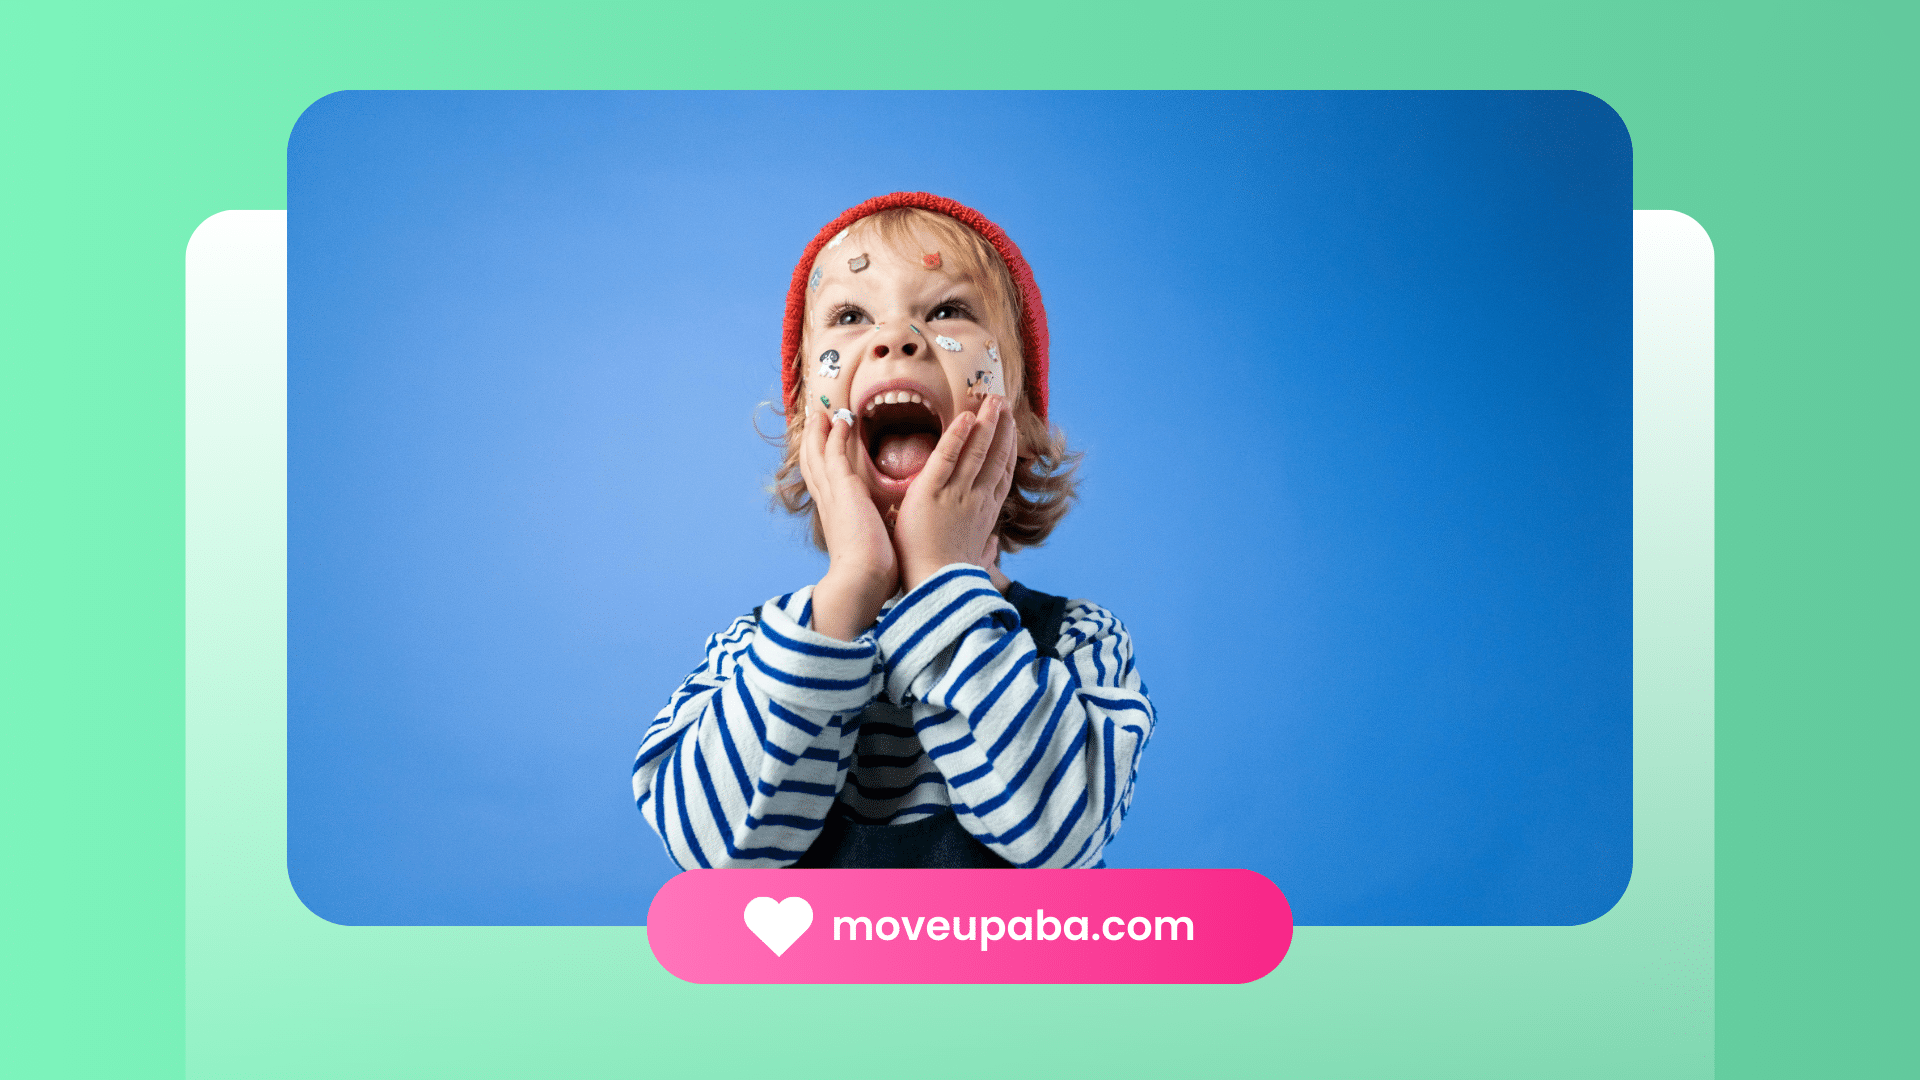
831, 911, 1194, 951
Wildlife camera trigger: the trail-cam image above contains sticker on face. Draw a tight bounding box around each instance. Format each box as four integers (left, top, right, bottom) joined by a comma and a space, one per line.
825, 227, 850, 250
849, 253, 869, 273
817, 349, 841, 378
832, 408, 854, 426
820, 394, 831, 410
809, 266, 822, 290
968, 339, 1006, 398
922, 251, 941, 269
909, 324, 923, 336
934, 334, 962, 352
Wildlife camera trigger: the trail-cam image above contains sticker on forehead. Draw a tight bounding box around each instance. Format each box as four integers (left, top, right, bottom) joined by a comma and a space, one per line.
934, 334, 963, 352
968, 339, 1006, 398
808, 266, 822, 290
825, 227, 850, 251
816, 349, 841, 378
922, 251, 941, 269
848, 253, 869, 273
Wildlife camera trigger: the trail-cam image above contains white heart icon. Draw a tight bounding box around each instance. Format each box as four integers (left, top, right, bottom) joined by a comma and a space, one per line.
742, 896, 813, 957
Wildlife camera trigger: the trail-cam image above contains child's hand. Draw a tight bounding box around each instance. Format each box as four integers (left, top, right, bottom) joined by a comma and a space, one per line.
974, 533, 1012, 592
894, 394, 1018, 593
799, 406, 899, 640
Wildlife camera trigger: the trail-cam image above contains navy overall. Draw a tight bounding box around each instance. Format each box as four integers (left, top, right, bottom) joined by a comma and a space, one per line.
789, 581, 1070, 869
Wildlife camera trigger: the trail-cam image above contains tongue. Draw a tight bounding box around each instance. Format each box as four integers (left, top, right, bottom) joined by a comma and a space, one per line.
874, 432, 937, 480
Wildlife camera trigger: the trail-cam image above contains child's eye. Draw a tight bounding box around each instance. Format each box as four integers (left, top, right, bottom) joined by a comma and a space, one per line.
930, 301, 974, 322
827, 303, 869, 326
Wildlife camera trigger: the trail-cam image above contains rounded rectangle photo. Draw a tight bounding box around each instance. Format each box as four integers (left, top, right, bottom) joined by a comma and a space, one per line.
286, 90, 1633, 932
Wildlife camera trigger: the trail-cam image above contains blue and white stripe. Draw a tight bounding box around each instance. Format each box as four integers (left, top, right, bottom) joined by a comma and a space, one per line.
632, 564, 1154, 869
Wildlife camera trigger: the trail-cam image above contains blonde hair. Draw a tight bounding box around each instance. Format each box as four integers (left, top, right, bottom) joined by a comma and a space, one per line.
771, 207, 1080, 552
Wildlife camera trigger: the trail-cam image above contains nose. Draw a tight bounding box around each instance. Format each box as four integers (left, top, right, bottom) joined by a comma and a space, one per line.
871, 328, 922, 360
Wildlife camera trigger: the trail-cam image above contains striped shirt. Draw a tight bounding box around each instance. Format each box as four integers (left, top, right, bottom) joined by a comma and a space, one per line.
631, 564, 1154, 869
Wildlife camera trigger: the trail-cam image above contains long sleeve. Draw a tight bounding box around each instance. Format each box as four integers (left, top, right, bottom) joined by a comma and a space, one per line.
631, 587, 881, 868
876, 565, 1155, 868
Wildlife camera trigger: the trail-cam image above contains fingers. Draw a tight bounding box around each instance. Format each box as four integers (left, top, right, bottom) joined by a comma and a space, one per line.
825, 406, 863, 485
951, 394, 1006, 492
974, 394, 1018, 498
799, 405, 836, 503
917, 408, 978, 492
803, 404, 858, 516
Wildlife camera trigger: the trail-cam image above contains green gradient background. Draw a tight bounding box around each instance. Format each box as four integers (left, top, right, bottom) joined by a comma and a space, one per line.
3, 3, 1907, 1077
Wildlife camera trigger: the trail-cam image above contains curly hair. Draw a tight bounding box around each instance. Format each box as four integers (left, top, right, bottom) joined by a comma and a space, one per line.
770, 207, 1080, 553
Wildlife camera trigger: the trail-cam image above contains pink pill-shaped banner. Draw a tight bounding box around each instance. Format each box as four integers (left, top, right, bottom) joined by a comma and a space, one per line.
646, 868, 1292, 984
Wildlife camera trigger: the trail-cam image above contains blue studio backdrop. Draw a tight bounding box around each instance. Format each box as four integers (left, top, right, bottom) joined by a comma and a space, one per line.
288, 91, 1631, 925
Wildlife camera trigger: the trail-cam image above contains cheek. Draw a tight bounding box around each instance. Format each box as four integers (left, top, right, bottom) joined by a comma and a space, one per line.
933, 327, 1008, 400
803, 343, 850, 410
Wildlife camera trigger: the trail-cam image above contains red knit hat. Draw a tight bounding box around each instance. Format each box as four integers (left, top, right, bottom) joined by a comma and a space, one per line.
782, 192, 1050, 420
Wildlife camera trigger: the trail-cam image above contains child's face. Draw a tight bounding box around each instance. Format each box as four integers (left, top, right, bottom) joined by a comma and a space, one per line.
801, 221, 1017, 508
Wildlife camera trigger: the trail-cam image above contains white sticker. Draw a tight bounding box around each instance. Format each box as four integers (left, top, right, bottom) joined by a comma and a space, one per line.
849, 253, 869, 273
832, 408, 854, 426
987, 341, 1000, 363
809, 266, 822, 290
817, 349, 841, 378
934, 335, 963, 352
825, 227, 850, 250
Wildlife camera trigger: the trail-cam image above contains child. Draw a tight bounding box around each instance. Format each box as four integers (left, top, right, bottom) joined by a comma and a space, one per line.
631, 192, 1154, 869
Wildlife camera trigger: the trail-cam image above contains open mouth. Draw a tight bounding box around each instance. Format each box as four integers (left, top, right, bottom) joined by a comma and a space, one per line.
859, 389, 943, 492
